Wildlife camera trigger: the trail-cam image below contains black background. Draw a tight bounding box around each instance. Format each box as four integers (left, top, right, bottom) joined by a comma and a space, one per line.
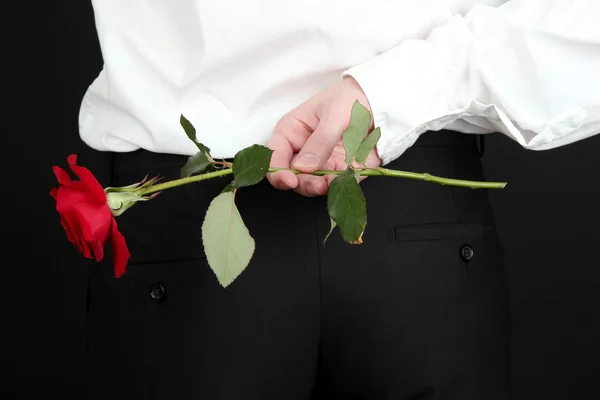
13, 1, 600, 399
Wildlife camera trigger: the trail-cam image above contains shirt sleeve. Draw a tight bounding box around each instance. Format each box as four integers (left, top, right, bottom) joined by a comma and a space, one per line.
343, 0, 600, 165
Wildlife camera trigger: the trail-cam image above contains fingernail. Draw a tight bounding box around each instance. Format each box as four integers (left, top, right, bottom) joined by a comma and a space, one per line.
294, 154, 318, 169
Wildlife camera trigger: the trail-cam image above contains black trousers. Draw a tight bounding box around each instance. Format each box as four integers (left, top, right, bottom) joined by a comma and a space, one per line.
87, 130, 510, 399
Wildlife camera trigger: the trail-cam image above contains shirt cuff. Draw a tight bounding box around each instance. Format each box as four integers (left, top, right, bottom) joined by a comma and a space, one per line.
342, 38, 464, 165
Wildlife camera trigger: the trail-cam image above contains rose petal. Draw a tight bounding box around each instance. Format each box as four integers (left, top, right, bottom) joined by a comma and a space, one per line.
68, 154, 107, 204
67, 154, 78, 165
110, 218, 130, 278
59, 210, 93, 258
58, 214, 78, 245
52, 166, 72, 185
50, 188, 58, 199
89, 239, 105, 262
79, 239, 93, 259
72, 206, 111, 263
54, 186, 98, 218
52, 166, 87, 192
72, 202, 112, 243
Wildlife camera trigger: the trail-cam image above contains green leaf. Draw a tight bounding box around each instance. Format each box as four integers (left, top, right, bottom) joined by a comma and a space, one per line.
232, 145, 273, 188
323, 217, 337, 245
180, 152, 215, 178
342, 101, 372, 166
202, 190, 255, 288
355, 127, 381, 165
327, 169, 367, 244
180, 114, 198, 142
180, 114, 215, 159
179, 115, 215, 177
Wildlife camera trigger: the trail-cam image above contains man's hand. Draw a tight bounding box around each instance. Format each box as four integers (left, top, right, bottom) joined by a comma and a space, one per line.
267, 77, 382, 197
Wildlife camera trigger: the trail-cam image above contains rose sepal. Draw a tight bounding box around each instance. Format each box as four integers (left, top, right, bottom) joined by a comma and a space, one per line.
104, 175, 161, 217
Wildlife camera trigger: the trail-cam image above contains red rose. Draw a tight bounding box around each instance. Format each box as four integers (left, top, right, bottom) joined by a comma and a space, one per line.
50, 154, 130, 277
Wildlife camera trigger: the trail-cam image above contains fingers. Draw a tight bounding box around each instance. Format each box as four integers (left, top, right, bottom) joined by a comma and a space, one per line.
267, 133, 299, 190
292, 114, 345, 173
268, 112, 321, 191
294, 175, 329, 197
288, 154, 333, 196
269, 170, 298, 190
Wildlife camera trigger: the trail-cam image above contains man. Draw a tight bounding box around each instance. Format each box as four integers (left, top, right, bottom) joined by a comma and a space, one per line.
81, 0, 600, 398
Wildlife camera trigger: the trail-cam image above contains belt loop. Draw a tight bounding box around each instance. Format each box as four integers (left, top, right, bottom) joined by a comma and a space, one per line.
477, 135, 485, 157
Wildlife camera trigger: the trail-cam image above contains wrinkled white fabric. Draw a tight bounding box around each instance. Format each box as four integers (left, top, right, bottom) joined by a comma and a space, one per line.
80, 0, 600, 164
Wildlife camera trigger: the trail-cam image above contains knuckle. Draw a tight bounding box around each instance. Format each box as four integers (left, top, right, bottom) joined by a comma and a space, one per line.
272, 118, 291, 137
328, 101, 351, 123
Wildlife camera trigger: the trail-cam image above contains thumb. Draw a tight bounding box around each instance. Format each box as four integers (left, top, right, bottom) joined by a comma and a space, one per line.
292, 115, 344, 173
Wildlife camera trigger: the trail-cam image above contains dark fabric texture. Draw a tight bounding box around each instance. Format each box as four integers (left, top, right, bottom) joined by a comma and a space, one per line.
86, 130, 510, 399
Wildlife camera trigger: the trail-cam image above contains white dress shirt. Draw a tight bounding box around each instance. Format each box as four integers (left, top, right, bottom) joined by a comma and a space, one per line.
80, 0, 600, 165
